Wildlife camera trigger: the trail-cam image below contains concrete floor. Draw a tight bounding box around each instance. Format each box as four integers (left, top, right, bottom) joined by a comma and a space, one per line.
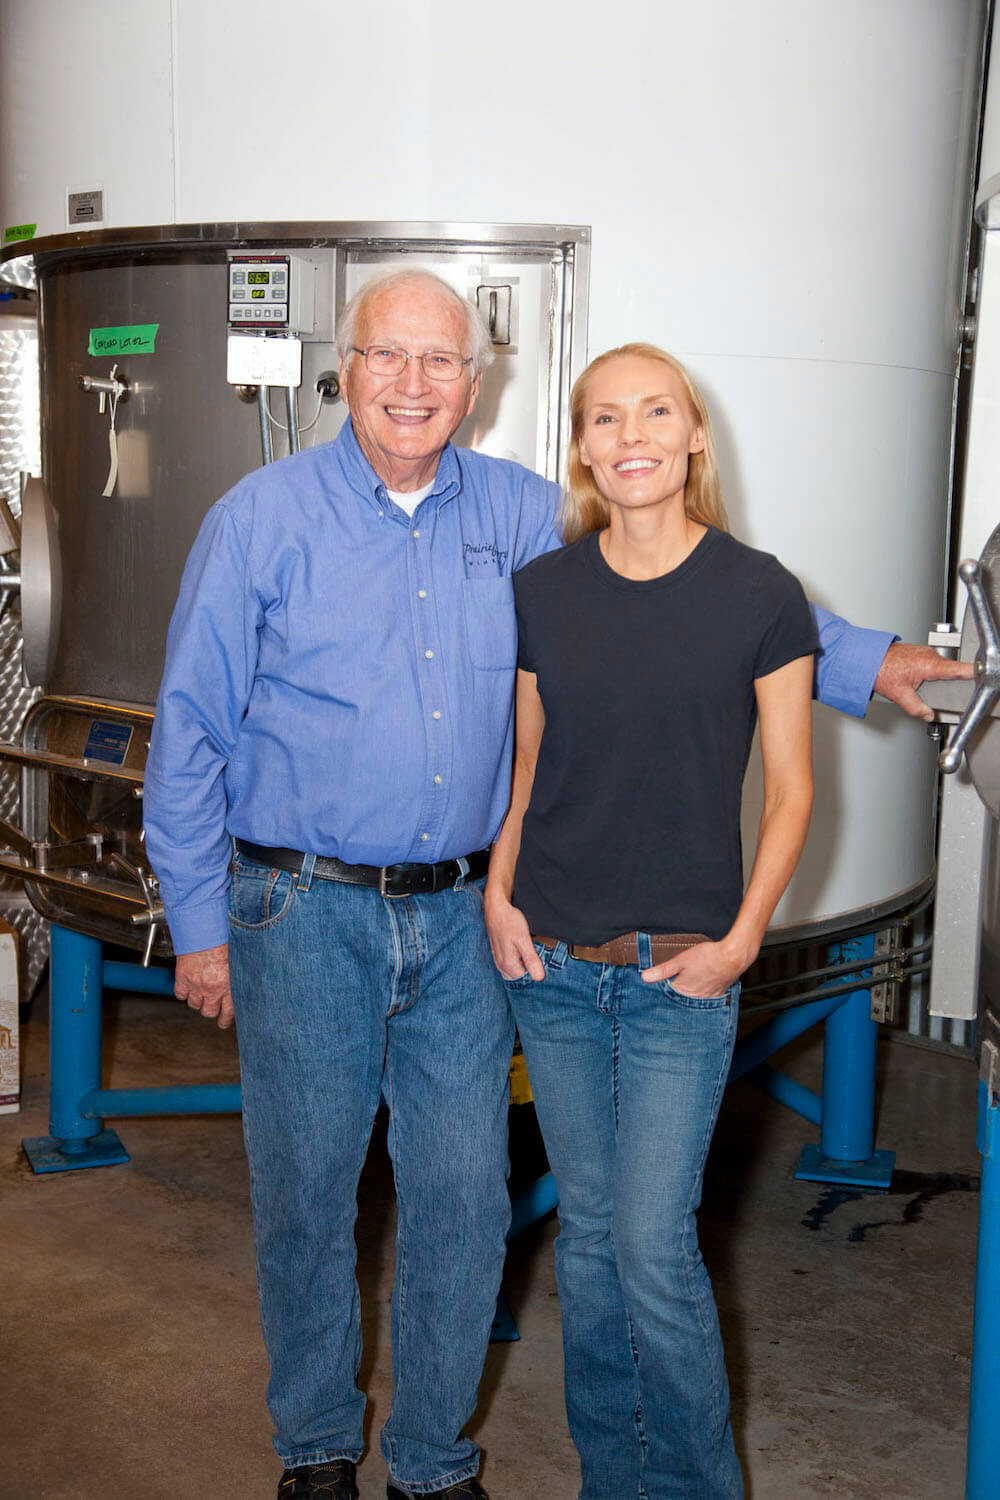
0, 987, 981, 1500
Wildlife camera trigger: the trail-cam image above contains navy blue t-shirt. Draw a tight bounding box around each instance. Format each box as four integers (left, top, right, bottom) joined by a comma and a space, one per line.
511, 526, 817, 945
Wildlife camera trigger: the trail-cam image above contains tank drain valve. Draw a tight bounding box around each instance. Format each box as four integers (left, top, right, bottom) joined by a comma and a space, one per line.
107, 850, 165, 965
79, 366, 129, 498
79, 368, 129, 411
131, 901, 167, 968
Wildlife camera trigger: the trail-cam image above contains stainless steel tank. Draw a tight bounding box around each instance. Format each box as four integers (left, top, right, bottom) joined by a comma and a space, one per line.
0, 220, 590, 955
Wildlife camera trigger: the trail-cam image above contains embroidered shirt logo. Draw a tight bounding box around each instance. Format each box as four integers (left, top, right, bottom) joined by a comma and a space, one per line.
464, 541, 508, 571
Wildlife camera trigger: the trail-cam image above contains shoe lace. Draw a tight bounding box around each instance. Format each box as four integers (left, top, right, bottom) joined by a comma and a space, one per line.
281, 1461, 356, 1498
310, 1463, 356, 1497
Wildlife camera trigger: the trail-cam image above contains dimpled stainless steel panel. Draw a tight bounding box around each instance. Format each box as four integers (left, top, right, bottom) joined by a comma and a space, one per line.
0, 256, 37, 292
0, 306, 49, 997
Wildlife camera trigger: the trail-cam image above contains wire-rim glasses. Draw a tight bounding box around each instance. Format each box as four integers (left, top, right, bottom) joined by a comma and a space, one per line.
352, 346, 473, 382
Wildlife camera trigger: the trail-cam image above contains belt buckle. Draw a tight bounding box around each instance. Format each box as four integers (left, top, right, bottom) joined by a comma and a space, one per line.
379, 866, 406, 898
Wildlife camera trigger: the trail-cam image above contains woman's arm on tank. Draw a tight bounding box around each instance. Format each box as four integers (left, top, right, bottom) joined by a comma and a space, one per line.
484, 669, 547, 981
643, 654, 815, 996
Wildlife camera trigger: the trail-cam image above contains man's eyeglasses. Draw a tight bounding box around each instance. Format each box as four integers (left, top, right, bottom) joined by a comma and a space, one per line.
352, 346, 473, 382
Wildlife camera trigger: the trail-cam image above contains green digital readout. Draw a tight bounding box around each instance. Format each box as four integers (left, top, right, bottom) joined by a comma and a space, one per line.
251, 289, 266, 299
248, 271, 270, 284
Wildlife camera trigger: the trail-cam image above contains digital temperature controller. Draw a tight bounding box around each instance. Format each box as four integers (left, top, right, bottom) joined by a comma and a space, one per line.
228, 255, 291, 327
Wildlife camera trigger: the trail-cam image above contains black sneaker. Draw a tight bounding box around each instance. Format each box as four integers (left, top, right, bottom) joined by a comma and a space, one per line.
278, 1460, 359, 1498
386, 1481, 488, 1499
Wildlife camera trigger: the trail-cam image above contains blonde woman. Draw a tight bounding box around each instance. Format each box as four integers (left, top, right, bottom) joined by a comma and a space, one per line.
485, 344, 816, 1499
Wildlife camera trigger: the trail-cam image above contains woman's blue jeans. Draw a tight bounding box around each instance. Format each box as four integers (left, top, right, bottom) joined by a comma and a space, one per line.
228, 855, 513, 1490
506, 937, 742, 1500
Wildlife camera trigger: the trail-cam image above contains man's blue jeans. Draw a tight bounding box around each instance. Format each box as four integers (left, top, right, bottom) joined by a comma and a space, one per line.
506, 937, 742, 1500
228, 853, 513, 1490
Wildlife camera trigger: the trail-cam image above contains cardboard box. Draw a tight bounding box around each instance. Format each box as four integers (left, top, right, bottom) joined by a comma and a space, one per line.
0, 920, 20, 1114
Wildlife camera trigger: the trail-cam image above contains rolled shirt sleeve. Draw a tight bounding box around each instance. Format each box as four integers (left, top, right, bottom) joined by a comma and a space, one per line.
811, 602, 896, 718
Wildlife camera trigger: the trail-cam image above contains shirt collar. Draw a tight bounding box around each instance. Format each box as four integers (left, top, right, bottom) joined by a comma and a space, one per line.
333, 419, 462, 511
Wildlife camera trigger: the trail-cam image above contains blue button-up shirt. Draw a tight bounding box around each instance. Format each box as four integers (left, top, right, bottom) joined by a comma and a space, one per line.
143, 420, 893, 954
144, 421, 561, 952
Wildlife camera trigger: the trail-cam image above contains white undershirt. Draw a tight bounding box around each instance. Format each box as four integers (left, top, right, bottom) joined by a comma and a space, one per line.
387, 480, 435, 518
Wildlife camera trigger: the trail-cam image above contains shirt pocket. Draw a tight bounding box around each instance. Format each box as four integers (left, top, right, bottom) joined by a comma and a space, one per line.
463, 576, 517, 670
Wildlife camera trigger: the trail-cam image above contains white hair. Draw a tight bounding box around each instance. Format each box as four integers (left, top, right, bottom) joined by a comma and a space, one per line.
335, 267, 495, 377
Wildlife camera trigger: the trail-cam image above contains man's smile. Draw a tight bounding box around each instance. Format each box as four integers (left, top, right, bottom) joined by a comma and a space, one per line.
384, 405, 436, 421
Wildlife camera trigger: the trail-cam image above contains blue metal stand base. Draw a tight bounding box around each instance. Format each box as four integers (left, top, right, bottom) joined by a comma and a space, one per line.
966, 1082, 999, 1499
795, 1142, 895, 1190
22, 1128, 130, 1174
490, 1290, 520, 1343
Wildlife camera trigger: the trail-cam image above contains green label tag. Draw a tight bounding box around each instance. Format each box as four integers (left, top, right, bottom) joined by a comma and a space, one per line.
88, 323, 159, 356
3, 224, 37, 244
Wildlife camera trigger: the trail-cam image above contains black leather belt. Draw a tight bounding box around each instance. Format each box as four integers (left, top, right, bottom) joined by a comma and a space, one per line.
234, 839, 490, 897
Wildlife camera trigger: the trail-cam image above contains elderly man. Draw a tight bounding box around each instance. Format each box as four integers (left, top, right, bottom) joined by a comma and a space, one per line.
143, 268, 966, 1500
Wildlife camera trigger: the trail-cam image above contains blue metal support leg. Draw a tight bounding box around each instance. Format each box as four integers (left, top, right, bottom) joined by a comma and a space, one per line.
23, 926, 246, 1172
731, 991, 848, 1081
22, 924, 130, 1172
966, 1082, 1000, 1500
491, 1171, 560, 1343
508, 1170, 558, 1239
795, 933, 895, 1189
743, 1063, 821, 1126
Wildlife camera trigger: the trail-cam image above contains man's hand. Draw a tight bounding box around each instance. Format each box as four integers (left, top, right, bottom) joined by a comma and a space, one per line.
874, 642, 974, 721
174, 943, 234, 1029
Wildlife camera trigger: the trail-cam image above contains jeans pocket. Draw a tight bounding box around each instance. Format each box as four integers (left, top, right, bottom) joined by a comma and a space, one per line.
501, 941, 548, 988
657, 976, 739, 1008
457, 874, 488, 901
228, 860, 298, 930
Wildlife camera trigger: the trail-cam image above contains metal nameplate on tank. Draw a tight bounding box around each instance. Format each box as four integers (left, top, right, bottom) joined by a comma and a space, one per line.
82, 719, 134, 765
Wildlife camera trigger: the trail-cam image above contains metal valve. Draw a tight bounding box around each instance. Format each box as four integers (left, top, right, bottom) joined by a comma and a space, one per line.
79, 366, 129, 412
130, 901, 167, 968
106, 851, 165, 966
917, 524, 1000, 816
938, 556, 1000, 775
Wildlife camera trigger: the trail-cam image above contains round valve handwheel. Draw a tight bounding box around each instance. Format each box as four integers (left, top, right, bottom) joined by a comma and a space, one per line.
945, 522, 1000, 817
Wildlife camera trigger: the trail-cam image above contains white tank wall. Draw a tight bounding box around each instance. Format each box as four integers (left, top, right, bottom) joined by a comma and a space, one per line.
0, 0, 175, 235
0, 0, 988, 928
977, 1, 1000, 221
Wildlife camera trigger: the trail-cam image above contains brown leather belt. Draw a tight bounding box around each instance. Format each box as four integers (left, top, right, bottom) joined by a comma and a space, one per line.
532, 931, 710, 966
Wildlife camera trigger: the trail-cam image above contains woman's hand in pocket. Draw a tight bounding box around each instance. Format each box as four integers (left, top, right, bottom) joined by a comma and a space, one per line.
641, 938, 750, 998
484, 887, 546, 982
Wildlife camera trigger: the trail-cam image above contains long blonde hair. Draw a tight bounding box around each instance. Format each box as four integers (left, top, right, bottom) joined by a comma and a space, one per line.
562, 343, 729, 544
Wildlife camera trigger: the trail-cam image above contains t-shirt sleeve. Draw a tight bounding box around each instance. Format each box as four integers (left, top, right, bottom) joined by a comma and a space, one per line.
514, 566, 541, 672
753, 560, 820, 680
